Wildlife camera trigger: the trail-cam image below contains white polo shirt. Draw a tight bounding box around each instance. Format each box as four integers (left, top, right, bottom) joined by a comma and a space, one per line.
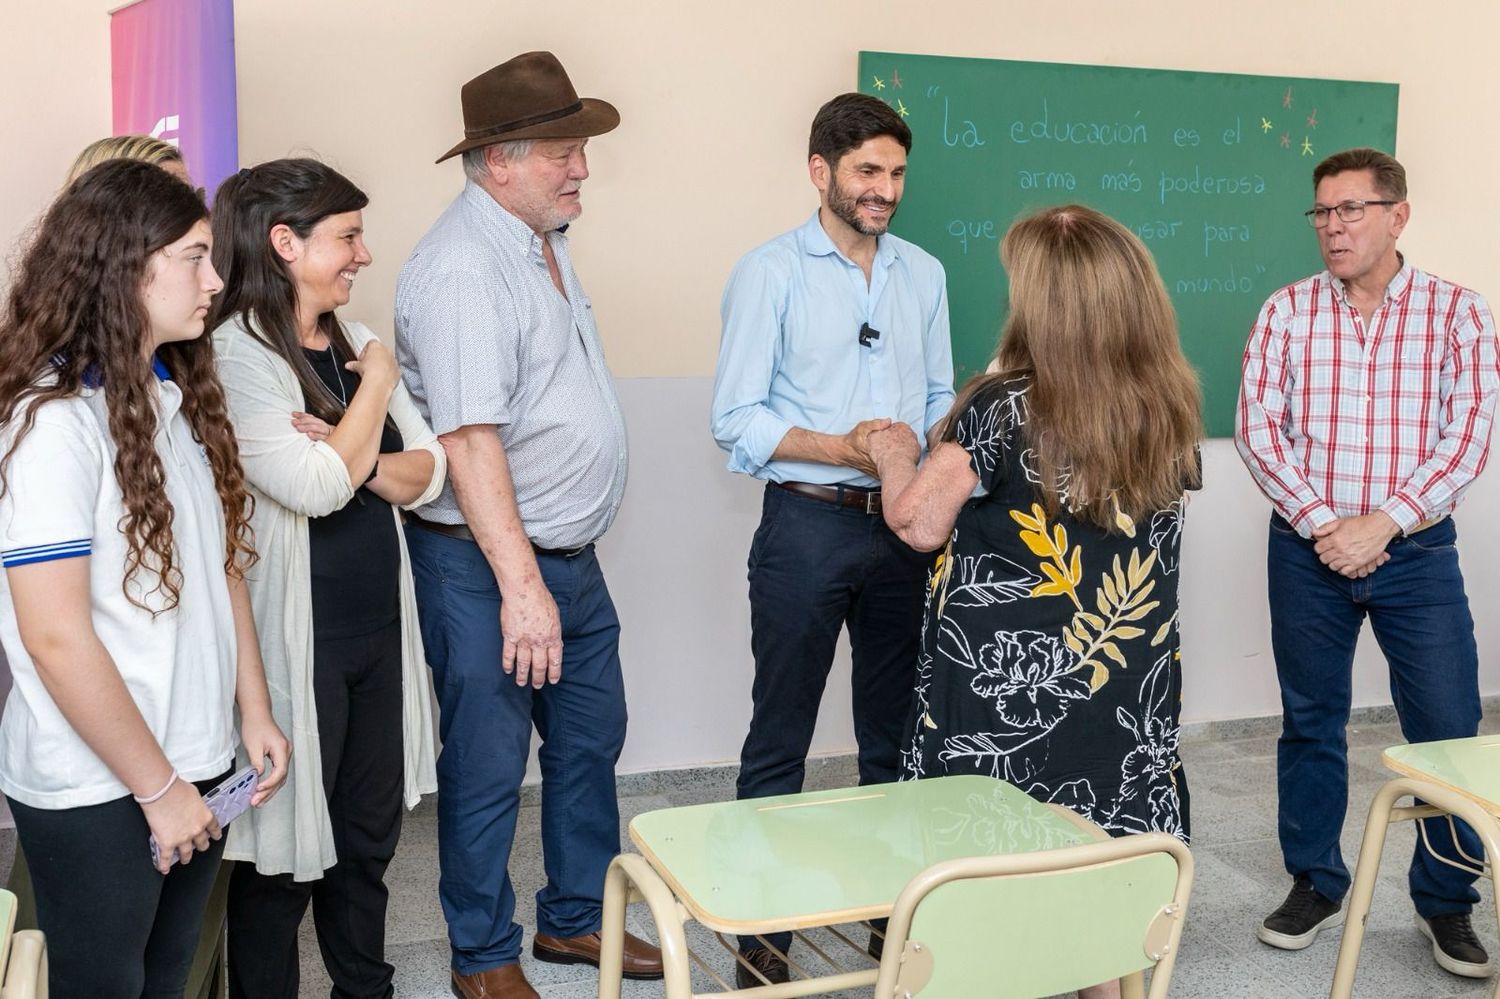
0, 363, 238, 809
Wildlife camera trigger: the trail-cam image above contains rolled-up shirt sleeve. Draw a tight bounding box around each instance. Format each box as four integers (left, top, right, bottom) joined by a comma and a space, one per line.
922, 267, 956, 436
1380, 295, 1500, 531
710, 255, 794, 477
1235, 298, 1337, 534
401, 266, 520, 436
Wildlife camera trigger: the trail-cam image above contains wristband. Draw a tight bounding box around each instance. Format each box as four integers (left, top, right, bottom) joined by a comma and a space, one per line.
133, 769, 179, 804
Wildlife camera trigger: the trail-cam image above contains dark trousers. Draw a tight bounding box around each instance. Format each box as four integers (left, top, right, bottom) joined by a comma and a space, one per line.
227, 619, 405, 999
1268, 513, 1482, 916
737, 485, 931, 952
405, 528, 627, 976
8, 768, 231, 998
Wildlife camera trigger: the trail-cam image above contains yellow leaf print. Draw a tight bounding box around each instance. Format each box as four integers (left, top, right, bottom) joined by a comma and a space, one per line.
1112, 495, 1137, 538
1009, 505, 1044, 532
1020, 530, 1054, 557
933, 540, 956, 616
1012, 504, 1083, 610
1064, 543, 1163, 689
1086, 660, 1110, 691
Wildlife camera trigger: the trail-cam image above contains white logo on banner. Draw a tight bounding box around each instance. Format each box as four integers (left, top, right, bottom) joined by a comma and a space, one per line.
150, 114, 181, 147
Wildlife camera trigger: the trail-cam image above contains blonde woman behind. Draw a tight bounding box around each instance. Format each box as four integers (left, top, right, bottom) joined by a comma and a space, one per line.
868, 204, 1202, 999
67, 134, 189, 185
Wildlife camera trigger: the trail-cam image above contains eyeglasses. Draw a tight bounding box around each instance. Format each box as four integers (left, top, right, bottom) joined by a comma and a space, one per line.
1304, 199, 1400, 228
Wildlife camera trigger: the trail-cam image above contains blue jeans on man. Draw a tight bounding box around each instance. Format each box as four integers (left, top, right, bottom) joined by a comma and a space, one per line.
405, 527, 627, 976
736, 484, 933, 953
1268, 512, 1481, 917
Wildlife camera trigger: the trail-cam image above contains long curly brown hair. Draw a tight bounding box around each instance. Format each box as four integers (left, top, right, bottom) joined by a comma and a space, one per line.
0, 159, 255, 610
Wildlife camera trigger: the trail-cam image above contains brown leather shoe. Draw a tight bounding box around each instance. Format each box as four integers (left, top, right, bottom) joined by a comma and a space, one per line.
450, 964, 538, 999
532, 929, 665, 980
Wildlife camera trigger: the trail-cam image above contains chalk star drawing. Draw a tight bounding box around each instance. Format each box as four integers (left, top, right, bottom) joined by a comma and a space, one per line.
1283, 86, 1294, 109
872, 76, 886, 90
1280, 132, 1291, 149
895, 98, 910, 118
1260, 116, 1274, 133
1306, 108, 1319, 129
891, 69, 903, 89
1301, 135, 1314, 156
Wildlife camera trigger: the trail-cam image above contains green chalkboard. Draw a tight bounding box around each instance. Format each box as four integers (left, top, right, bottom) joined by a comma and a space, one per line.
857, 52, 1399, 437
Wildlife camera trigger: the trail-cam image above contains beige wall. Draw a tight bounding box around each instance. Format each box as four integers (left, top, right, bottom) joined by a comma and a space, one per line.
240, 0, 1500, 377
0, 3, 111, 281
4, 1, 1497, 370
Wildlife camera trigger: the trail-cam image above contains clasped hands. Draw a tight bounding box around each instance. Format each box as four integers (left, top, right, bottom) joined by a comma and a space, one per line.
844, 418, 920, 477
1311, 511, 1400, 579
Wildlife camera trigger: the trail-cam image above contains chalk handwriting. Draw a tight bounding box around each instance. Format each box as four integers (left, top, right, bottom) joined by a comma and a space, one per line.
948, 218, 998, 255
1203, 222, 1251, 257
1009, 101, 1147, 146
1158, 168, 1267, 205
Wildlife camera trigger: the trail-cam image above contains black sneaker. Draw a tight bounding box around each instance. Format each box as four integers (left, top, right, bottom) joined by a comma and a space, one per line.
1257, 877, 1343, 950
735, 947, 790, 988
1416, 912, 1494, 978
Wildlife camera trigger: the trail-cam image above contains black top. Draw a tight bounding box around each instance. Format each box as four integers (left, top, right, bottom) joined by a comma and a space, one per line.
903, 377, 1196, 841
303, 345, 404, 639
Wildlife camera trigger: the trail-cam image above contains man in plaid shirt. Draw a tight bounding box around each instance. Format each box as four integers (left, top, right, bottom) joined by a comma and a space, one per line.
1237, 148, 1500, 977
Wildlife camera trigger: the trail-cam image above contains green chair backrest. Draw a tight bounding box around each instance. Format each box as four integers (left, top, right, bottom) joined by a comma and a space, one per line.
900, 849, 1182, 998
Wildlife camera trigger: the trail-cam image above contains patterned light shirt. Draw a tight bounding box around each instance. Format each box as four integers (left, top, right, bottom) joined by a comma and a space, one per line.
1235, 259, 1500, 537
396, 182, 628, 549
710, 211, 955, 487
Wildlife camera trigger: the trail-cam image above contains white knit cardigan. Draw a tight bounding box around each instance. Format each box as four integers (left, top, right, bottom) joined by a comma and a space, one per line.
213, 315, 442, 880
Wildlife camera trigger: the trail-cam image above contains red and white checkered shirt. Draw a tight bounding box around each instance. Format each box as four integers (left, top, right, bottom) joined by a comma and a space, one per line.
1236, 260, 1500, 536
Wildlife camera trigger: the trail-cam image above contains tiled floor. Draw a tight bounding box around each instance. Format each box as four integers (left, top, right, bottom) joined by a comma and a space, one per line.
284, 715, 1499, 998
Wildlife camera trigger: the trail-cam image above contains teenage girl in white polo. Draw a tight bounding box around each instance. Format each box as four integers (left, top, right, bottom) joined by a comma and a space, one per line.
0, 160, 290, 997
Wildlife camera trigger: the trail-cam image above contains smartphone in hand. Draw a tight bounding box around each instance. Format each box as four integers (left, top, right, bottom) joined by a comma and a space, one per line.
149, 765, 259, 870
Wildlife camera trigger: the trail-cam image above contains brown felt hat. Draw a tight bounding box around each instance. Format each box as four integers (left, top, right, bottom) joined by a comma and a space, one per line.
436, 51, 620, 163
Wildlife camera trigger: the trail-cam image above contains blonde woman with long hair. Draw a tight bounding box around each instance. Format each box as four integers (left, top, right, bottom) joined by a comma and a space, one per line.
868, 203, 1201, 998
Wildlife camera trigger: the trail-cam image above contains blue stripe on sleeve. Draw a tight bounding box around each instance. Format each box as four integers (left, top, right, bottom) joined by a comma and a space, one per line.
1, 539, 92, 567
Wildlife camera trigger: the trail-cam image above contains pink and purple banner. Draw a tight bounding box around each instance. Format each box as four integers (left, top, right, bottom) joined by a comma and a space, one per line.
110, 0, 238, 198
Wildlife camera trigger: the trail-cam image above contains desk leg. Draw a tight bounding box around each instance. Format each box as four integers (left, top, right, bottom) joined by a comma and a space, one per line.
600, 854, 695, 999
1121, 969, 1145, 999
1329, 778, 1406, 999
600, 857, 628, 999
1380, 782, 1500, 999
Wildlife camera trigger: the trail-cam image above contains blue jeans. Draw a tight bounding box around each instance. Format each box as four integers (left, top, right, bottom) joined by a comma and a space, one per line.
405, 527, 627, 975
737, 485, 932, 952
1268, 513, 1481, 917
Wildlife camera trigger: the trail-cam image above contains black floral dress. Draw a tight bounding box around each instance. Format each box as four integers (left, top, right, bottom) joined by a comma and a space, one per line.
901, 378, 1192, 841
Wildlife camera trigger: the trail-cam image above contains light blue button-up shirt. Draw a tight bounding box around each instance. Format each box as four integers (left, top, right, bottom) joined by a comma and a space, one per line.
396, 182, 628, 548
710, 211, 955, 487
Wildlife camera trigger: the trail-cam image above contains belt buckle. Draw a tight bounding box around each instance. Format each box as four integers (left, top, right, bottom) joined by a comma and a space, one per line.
864, 491, 881, 515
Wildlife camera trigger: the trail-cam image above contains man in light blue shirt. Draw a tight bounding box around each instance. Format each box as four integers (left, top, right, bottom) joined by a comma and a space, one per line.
709, 92, 954, 987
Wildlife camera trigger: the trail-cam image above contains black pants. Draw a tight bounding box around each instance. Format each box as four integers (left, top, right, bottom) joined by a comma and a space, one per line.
8, 768, 232, 998
227, 619, 404, 999
737, 485, 930, 952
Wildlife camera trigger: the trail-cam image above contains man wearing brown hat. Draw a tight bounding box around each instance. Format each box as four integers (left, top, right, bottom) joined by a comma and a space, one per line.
395, 51, 660, 998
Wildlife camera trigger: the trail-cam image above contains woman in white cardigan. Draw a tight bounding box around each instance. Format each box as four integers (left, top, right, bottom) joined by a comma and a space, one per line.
207, 160, 442, 999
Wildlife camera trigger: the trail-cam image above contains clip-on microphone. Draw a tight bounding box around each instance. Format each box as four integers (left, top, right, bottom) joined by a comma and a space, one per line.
858, 322, 881, 348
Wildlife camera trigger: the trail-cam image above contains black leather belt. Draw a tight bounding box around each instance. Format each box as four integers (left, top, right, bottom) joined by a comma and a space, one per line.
774, 481, 882, 515
405, 513, 589, 558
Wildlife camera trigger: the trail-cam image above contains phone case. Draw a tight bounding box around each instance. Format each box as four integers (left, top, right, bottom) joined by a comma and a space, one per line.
149, 765, 260, 870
